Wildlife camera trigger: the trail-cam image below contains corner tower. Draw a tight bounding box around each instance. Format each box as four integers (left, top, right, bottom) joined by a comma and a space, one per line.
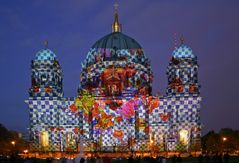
166, 39, 200, 96
29, 41, 63, 98
164, 38, 202, 151
26, 43, 79, 152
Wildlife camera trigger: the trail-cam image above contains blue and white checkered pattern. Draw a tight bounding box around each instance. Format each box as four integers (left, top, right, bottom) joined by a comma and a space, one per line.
173, 44, 195, 59
147, 96, 201, 151
166, 57, 199, 96
26, 97, 82, 151
35, 48, 57, 61
27, 43, 201, 152
27, 95, 201, 152
100, 124, 135, 147
167, 64, 198, 84
30, 58, 63, 98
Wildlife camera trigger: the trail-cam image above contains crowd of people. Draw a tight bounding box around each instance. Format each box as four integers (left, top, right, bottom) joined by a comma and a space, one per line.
0, 152, 233, 163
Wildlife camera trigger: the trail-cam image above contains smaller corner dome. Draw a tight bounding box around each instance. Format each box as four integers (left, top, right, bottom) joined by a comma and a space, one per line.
91, 32, 142, 49
35, 48, 57, 61
172, 44, 196, 59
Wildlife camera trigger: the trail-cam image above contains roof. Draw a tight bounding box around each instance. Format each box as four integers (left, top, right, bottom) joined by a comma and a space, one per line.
172, 44, 196, 59
92, 32, 142, 49
35, 48, 57, 61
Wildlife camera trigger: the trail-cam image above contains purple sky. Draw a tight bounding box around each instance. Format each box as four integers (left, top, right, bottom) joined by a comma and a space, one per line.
0, 0, 239, 134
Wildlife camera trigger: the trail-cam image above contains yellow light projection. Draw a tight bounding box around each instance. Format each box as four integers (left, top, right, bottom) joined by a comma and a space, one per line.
66, 132, 72, 144
41, 131, 49, 147
179, 129, 189, 145
66, 132, 75, 147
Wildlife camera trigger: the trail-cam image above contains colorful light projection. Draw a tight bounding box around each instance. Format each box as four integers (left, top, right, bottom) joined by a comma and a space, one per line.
41, 131, 49, 147
167, 43, 199, 96
76, 47, 155, 145
80, 48, 153, 97
179, 129, 189, 145
70, 90, 160, 144
65, 132, 77, 151
26, 29, 201, 152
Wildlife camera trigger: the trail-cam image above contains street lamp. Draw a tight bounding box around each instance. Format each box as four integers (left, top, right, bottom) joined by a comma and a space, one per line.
222, 137, 227, 142
222, 137, 227, 153
11, 141, 16, 156
11, 141, 15, 146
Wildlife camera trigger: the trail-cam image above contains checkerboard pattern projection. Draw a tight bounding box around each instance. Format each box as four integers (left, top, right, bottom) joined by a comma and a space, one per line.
27, 42, 201, 152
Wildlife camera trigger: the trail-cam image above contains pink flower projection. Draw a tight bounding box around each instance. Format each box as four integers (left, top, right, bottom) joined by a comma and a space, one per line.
118, 99, 139, 118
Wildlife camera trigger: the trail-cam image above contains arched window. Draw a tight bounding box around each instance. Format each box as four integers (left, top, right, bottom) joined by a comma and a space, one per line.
41, 131, 49, 147
179, 129, 189, 145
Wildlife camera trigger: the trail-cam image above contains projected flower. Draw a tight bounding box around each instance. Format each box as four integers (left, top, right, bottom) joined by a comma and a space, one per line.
73, 127, 79, 134
160, 113, 171, 121
119, 99, 139, 118
97, 112, 113, 130
115, 116, 122, 123
75, 89, 95, 114
113, 129, 124, 139
141, 96, 160, 114
92, 103, 100, 118
144, 126, 150, 134
69, 104, 78, 113
45, 86, 52, 93
148, 98, 160, 113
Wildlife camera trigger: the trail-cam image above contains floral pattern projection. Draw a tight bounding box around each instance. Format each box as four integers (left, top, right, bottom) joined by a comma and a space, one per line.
27, 30, 202, 152
69, 92, 160, 148
72, 47, 157, 148
76, 48, 155, 146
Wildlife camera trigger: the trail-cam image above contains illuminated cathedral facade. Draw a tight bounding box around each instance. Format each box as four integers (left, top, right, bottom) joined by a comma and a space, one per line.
26, 9, 202, 153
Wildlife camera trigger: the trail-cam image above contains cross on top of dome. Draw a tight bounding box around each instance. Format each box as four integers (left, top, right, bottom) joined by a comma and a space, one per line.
114, 1, 119, 12
112, 1, 121, 33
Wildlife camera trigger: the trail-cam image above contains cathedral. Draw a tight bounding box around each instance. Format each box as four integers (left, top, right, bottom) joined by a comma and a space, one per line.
25, 8, 202, 153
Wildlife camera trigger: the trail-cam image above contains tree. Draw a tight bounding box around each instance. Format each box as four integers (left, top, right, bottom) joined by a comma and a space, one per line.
202, 130, 221, 153
219, 128, 238, 152
0, 123, 28, 155
202, 128, 239, 153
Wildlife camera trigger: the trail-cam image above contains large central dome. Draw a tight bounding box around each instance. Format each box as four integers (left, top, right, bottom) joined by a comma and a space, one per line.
79, 10, 153, 97
92, 32, 142, 49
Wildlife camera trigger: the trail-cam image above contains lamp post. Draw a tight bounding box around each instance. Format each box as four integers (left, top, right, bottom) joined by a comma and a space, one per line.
11, 141, 16, 156
11, 141, 15, 147
223, 137, 227, 142
222, 137, 227, 153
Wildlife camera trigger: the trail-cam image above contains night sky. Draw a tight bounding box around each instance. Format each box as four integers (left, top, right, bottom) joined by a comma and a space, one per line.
0, 0, 239, 135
